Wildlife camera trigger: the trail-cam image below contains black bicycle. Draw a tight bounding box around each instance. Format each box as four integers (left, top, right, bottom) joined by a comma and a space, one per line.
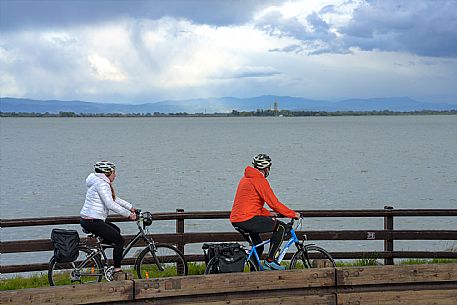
48, 210, 188, 286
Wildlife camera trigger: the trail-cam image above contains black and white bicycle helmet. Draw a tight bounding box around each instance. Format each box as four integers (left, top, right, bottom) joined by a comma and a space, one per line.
94, 160, 116, 174
252, 154, 272, 169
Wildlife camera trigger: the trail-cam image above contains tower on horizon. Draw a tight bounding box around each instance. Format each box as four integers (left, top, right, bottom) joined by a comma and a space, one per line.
274, 98, 279, 115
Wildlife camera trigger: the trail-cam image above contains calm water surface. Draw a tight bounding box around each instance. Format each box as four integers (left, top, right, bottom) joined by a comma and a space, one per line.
1, 116, 456, 267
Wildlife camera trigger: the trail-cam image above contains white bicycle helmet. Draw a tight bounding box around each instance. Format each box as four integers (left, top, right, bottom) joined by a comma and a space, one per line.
94, 160, 116, 174
252, 154, 272, 170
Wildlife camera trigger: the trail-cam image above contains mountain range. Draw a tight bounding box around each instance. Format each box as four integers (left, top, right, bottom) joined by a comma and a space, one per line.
1, 96, 456, 114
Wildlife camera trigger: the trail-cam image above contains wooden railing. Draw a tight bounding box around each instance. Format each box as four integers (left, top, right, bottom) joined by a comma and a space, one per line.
1, 207, 457, 274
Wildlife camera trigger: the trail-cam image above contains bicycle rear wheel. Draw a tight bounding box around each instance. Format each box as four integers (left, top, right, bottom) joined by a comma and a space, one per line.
204, 256, 258, 274
135, 244, 188, 279
48, 246, 103, 286
289, 245, 335, 269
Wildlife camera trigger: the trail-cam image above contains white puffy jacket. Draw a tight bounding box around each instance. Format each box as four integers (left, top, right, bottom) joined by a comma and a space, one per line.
80, 173, 132, 220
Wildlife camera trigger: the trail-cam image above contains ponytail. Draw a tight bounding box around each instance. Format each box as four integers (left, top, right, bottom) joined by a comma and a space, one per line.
109, 183, 116, 200
103, 171, 116, 200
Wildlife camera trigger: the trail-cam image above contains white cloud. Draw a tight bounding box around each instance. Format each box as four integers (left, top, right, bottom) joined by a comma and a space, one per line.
0, 46, 17, 64
87, 53, 127, 82
42, 32, 79, 48
0, 74, 24, 97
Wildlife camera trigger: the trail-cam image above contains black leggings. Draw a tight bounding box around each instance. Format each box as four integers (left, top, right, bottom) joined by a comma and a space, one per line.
80, 219, 125, 268
232, 216, 287, 261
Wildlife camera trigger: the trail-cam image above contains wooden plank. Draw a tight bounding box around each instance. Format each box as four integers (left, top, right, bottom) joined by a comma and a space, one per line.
337, 263, 457, 286
299, 209, 457, 217
135, 268, 335, 299
3, 209, 457, 227
180, 230, 457, 242
0, 233, 183, 253
302, 230, 457, 241
0, 280, 133, 305
4, 230, 457, 253
148, 294, 336, 305
338, 289, 457, 305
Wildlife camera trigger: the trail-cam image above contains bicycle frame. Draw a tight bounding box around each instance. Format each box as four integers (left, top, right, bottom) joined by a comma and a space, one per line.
244, 219, 307, 271
85, 217, 160, 273
121, 223, 153, 259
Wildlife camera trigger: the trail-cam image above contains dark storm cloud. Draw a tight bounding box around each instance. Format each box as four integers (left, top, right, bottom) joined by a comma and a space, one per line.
254, 0, 457, 58
341, 0, 457, 57
269, 44, 304, 53
256, 10, 337, 42
231, 66, 280, 78
0, 0, 282, 31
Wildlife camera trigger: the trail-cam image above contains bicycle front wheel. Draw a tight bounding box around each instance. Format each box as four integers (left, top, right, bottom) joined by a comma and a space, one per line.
136, 244, 188, 279
290, 245, 335, 269
204, 256, 258, 274
48, 246, 103, 286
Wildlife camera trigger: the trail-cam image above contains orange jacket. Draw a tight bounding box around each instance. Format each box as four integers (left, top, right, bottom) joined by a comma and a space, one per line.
230, 166, 296, 223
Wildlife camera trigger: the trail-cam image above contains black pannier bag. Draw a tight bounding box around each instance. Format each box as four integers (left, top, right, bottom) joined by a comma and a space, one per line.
51, 229, 80, 263
202, 243, 245, 273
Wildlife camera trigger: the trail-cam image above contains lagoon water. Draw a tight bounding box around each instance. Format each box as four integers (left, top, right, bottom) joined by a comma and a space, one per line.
1, 115, 456, 268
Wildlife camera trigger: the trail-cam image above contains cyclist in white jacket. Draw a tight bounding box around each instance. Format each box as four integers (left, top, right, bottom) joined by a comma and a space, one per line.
80, 161, 136, 274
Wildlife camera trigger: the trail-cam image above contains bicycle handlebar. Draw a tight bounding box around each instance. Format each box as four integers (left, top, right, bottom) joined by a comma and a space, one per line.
287, 213, 306, 228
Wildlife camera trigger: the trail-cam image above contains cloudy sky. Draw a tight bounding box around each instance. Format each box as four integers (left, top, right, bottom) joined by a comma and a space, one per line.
1, 0, 456, 104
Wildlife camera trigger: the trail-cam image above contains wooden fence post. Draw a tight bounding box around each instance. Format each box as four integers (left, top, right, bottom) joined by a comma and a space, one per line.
176, 209, 185, 253
384, 206, 394, 265
176, 208, 185, 274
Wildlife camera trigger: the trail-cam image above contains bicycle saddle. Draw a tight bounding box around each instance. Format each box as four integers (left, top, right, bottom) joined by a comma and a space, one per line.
81, 228, 115, 247
234, 227, 253, 245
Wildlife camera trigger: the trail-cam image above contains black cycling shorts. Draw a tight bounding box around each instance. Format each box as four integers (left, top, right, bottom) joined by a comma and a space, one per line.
231, 215, 278, 233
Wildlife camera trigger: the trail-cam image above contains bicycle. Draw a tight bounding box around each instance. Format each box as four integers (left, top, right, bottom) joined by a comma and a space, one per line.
48, 210, 188, 286
204, 215, 335, 274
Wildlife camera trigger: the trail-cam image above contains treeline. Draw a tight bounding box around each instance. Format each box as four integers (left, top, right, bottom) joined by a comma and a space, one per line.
232, 109, 457, 116
1, 109, 456, 117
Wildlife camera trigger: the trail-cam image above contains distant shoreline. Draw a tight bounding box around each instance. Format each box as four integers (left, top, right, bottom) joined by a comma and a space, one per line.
1, 109, 456, 118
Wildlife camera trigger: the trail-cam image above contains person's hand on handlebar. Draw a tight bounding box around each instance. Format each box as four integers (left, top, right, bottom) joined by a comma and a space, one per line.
129, 207, 138, 220
270, 211, 280, 218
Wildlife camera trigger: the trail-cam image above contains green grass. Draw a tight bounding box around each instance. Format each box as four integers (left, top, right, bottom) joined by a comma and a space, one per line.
187, 262, 207, 275
336, 258, 380, 267
399, 258, 457, 265
1, 273, 49, 291
398, 246, 457, 265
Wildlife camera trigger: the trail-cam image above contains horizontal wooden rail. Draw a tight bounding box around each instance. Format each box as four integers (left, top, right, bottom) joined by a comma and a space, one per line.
2, 230, 457, 254
1, 264, 456, 305
2, 209, 457, 227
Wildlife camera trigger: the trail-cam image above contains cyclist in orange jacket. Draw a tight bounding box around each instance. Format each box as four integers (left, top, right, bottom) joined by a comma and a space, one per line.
230, 154, 300, 270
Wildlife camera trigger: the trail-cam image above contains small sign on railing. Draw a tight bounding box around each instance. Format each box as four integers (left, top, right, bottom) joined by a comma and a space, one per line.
367, 232, 376, 240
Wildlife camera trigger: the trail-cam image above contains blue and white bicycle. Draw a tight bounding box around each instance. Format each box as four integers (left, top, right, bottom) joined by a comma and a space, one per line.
205, 215, 335, 273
